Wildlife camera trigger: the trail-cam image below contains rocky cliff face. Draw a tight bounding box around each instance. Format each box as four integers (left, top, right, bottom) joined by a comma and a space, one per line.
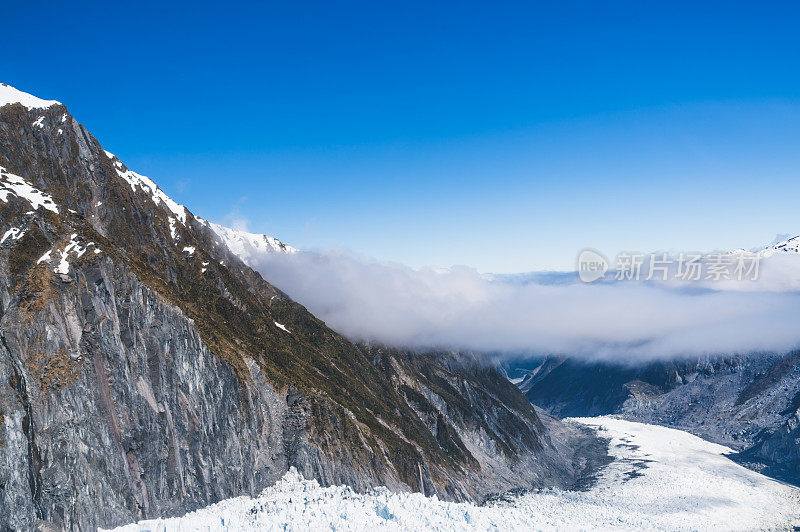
0, 87, 598, 530
517, 352, 800, 484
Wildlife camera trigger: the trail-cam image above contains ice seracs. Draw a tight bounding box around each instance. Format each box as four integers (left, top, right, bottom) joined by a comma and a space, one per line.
104, 418, 800, 531
0, 83, 61, 110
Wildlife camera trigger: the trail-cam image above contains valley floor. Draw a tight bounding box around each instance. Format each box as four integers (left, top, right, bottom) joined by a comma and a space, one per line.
106, 418, 800, 531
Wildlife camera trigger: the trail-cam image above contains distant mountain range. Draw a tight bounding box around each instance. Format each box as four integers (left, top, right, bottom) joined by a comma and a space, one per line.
509, 352, 800, 485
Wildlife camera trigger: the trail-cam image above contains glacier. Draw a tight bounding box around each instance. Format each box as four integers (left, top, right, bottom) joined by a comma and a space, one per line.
106, 417, 800, 531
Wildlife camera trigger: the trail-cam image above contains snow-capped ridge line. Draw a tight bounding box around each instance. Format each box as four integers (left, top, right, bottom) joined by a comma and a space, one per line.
100, 151, 297, 259
207, 221, 297, 267
103, 151, 188, 233
765, 234, 800, 255
0, 83, 61, 110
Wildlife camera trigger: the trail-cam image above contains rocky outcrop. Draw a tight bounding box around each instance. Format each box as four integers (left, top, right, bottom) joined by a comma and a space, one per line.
0, 259, 290, 530
0, 90, 599, 530
741, 402, 800, 482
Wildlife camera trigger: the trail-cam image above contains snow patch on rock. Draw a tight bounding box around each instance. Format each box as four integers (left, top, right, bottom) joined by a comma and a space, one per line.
1, 227, 25, 244
37, 234, 98, 275
0, 166, 59, 213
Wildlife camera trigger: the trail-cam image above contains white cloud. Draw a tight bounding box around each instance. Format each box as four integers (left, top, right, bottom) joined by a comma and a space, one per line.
246, 249, 800, 361
223, 198, 250, 232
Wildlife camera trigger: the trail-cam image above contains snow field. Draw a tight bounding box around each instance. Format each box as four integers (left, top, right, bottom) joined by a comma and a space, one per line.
106, 417, 800, 531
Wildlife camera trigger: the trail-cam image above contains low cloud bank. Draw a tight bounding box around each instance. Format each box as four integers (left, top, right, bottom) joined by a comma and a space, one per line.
249, 250, 800, 361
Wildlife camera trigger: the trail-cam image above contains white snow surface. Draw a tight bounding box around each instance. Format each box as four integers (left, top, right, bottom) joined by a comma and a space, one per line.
0, 83, 60, 110
208, 221, 296, 266
104, 417, 800, 531
273, 321, 290, 333
0, 166, 59, 213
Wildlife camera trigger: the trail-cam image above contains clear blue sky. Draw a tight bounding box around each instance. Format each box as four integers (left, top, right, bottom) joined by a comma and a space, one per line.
4, 1, 800, 272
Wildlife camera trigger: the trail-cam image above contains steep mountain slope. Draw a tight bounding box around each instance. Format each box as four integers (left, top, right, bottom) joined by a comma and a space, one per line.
517, 353, 800, 484
0, 84, 598, 530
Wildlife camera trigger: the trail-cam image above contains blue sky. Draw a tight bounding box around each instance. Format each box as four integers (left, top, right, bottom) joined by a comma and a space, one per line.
4, 1, 800, 272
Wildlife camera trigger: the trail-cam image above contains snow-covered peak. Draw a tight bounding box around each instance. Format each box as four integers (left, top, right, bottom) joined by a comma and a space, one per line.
103, 152, 294, 260
208, 222, 297, 266
732, 235, 800, 259
766, 235, 800, 254
0, 83, 60, 110
719, 235, 800, 258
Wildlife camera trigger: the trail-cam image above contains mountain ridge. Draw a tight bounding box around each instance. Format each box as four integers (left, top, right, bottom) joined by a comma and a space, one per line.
0, 83, 600, 530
